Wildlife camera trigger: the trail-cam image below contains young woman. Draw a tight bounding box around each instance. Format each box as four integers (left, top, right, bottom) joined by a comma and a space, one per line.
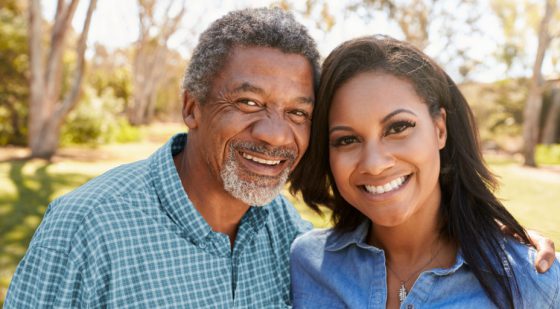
289, 36, 559, 308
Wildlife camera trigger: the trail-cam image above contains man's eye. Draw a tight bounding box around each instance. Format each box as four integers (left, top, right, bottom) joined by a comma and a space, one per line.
290, 109, 310, 119
240, 99, 258, 106
385, 120, 416, 136
236, 99, 262, 111
287, 109, 311, 124
330, 136, 358, 147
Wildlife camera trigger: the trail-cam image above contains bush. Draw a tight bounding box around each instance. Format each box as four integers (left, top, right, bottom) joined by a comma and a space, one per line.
61, 87, 140, 146
536, 144, 560, 165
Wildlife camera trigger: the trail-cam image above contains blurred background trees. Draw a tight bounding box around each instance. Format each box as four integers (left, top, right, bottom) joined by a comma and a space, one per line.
27, 0, 97, 159
0, 0, 29, 146
0, 0, 558, 164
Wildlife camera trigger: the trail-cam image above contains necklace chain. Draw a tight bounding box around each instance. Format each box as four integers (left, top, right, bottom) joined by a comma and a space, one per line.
385, 241, 443, 304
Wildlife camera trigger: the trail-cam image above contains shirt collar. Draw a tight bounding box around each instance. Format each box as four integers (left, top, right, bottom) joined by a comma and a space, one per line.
149, 133, 270, 245
150, 133, 212, 244
324, 220, 375, 252
323, 219, 469, 276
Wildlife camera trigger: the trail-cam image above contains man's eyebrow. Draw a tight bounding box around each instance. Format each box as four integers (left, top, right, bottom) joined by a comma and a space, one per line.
232, 82, 314, 105
231, 82, 265, 95
381, 108, 417, 123
296, 96, 314, 105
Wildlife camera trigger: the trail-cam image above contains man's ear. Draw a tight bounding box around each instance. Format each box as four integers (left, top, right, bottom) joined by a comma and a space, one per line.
182, 90, 201, 129
435, 107, 447, 150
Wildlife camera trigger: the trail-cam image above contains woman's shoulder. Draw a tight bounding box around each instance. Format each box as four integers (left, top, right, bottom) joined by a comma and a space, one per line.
503, 238, 560, 305
291, 228, 334, 255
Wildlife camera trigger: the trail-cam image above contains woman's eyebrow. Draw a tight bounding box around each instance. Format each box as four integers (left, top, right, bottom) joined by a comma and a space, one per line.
329, 125, 353, 135
381, 109, 417, 123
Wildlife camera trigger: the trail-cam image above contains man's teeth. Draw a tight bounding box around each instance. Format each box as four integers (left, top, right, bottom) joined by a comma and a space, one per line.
242, 153, 281, 166
364, 176, 406, 194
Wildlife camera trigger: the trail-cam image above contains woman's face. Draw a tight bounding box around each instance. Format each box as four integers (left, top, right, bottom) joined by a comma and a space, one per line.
328, 71, 447, 227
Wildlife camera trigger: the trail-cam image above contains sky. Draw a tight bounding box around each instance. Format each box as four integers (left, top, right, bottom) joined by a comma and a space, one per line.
42, 0, 553, 83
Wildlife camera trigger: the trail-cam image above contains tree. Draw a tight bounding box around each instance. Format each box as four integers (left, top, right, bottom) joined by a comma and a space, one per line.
127, 0, 185, 126
0, 0, 29, 146
287, 0, 484, 81
27, 0, 97, 159
542, 85, 560, 144
522, 0, 557, 166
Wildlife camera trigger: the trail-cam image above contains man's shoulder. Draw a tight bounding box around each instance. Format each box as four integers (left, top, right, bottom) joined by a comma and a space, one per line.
266, 195, 312, 233
503, 238, 560, 305
32, 159, 155, 251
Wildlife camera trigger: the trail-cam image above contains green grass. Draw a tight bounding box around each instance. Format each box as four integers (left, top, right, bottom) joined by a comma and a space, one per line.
0, 129, 559, 304
489, 165, 560, 245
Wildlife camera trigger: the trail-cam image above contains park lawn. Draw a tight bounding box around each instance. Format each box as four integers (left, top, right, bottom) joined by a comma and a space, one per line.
488, 162, 560, 245
0, 129, 559, 304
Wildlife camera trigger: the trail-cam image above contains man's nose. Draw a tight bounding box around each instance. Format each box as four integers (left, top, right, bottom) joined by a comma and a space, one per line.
251, 113, 293, 147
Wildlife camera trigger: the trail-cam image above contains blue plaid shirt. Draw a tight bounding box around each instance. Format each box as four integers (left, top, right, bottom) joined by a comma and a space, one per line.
5, 134, 312, 308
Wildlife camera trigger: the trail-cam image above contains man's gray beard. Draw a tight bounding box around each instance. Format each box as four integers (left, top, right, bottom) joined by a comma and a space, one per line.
220, 146, 292, 207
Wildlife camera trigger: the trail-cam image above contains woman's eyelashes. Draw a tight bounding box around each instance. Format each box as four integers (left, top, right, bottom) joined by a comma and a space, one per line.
330, 135, 359, 147
384, 120, 416, 136
330, 120, 416, 147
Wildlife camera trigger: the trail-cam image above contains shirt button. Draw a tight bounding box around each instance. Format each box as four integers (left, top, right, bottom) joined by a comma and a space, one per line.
407, 304, 414, 309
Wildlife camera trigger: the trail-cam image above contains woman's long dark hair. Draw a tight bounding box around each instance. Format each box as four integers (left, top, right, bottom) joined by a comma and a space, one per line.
290, 35, 531, 308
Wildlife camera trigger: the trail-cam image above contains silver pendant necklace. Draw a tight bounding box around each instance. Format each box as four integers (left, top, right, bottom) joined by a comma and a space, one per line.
398, 283, 408, 302
386, 243, 443, 304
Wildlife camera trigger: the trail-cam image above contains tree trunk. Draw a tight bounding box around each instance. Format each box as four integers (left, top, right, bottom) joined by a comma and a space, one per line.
522, 0, 555, 167
27, 0, 97, 159
542, 87, 560, 144
523, 90, 543, 166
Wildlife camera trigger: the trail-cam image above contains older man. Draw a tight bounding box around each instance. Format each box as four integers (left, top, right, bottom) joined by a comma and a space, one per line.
5, 7, 555, 309
6, 8, 318, 308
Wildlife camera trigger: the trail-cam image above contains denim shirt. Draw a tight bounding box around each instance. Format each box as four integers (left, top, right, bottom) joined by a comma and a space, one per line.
290, 221, 560, 309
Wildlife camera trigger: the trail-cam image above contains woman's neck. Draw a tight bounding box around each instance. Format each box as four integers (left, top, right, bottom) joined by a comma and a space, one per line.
366, 196, 452, 265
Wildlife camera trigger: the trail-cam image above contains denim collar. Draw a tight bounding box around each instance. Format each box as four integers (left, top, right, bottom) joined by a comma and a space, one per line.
324, 220, 383, 253
324, 219, 468, 276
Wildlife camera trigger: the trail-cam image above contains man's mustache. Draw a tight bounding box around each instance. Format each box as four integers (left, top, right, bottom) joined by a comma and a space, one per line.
231, 141, 297, 161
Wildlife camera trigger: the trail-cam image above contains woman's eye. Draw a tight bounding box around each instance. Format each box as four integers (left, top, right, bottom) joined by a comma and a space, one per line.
385, 121, 416, 136
331, 136, 358, 147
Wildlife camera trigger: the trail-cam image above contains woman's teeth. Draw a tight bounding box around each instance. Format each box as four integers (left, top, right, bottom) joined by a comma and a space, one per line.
364, 176, 407, 194
242, 152, 281, 166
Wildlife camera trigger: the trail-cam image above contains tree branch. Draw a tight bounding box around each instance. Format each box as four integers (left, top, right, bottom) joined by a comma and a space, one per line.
45, 0, 80, 101
54, 0, 98, 121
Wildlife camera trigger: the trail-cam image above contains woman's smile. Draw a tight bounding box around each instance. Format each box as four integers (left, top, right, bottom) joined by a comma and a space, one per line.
361, 174, 410, 195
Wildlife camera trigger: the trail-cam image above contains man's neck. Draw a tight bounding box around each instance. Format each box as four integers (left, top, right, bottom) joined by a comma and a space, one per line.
174, 148, 250, 246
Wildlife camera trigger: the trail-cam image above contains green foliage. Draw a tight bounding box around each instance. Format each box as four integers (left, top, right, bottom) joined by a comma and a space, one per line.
535, 144, 560, 165
61, 87, 140, 146
88, 59, 132, 103
0, 5, 29, 146
462, 79, 528, 152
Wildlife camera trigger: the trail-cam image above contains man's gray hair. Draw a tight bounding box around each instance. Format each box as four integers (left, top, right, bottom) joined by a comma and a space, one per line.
183, 7, 321, 103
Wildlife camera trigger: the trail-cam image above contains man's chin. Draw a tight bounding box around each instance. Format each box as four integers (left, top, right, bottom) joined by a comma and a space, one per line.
221, 173, 288, 206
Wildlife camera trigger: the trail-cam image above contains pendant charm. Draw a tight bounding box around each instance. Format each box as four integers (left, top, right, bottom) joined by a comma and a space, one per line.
398, 282, 408, 303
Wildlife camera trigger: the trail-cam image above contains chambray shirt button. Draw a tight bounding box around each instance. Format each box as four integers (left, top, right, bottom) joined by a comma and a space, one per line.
407, 304, 414, 309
